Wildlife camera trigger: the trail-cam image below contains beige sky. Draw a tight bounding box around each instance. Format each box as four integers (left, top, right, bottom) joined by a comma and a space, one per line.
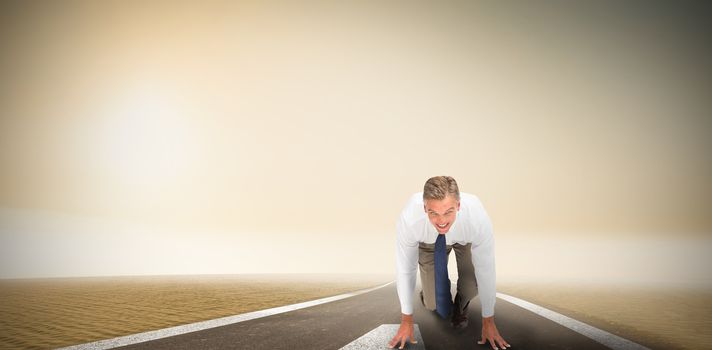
1, 1, 710, 280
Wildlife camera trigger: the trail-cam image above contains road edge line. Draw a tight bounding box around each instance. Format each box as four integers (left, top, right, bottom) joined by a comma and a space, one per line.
56, 281, 394, 350
496, 292, 651, 350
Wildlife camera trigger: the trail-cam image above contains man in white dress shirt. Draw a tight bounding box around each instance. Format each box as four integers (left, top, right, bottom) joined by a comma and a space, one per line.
388, 176, 510, 350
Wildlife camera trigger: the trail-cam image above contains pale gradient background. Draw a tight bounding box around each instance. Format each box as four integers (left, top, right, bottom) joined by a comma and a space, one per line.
1, 1, 711, 286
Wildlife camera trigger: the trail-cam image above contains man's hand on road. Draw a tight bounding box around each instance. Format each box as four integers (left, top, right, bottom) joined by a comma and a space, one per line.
478, 316, 511, 350
388, 313, 418, 349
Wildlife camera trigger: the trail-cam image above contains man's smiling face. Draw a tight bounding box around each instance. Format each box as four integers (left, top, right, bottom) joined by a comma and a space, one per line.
424, 194, 460, 234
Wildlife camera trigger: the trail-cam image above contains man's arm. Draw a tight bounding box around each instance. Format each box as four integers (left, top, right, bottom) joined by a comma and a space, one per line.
395, 216, 418, 315
389, 216, 419, 349
472, 214, 510, 349
471, 216, 496, 318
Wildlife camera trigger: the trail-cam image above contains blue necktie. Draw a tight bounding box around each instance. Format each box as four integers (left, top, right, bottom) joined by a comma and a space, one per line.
434, 233, 452, 318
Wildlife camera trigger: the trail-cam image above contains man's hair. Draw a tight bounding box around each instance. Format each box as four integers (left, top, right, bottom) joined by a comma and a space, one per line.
423, 176, 460, 201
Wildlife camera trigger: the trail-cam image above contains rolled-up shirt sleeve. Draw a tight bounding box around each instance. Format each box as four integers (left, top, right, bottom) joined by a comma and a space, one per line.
395, 215, 419, 315
471, 213, 496, 317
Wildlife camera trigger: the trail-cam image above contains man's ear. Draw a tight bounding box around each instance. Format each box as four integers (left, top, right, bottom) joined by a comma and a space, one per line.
423, 204, 427, 213
457, 201, 461, 211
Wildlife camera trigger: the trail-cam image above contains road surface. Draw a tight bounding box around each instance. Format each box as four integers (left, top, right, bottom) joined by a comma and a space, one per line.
105, 282, 637, 350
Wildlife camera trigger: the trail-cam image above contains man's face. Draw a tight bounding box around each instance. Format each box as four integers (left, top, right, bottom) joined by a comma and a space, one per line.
424, 195, 460, 234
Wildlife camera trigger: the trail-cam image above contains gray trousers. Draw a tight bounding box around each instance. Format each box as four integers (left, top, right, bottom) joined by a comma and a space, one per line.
418, 242, 478, 313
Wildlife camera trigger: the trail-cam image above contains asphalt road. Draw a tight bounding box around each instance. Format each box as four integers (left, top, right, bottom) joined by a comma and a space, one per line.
112, 283, 619, 350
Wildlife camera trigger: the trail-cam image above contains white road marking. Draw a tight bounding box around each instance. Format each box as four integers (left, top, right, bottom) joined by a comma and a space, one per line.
339, 324, 426, 350
56, 281, 393, 350
55, 282, 650, 350
496, 292, 651, 350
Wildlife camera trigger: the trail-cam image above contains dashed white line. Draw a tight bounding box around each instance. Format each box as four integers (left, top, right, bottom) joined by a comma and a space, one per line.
339, 324, 426, 350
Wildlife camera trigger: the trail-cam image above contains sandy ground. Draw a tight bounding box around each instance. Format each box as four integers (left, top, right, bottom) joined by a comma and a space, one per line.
0, 274, 391, 349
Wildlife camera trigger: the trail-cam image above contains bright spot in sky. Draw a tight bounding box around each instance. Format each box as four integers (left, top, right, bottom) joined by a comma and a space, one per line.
91, 80, 195, 189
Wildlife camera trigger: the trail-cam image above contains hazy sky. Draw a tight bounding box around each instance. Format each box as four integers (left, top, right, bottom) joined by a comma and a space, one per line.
1, 1, 710, 281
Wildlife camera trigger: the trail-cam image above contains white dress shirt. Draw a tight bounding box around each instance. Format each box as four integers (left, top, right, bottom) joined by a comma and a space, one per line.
395, 192, 496, 317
